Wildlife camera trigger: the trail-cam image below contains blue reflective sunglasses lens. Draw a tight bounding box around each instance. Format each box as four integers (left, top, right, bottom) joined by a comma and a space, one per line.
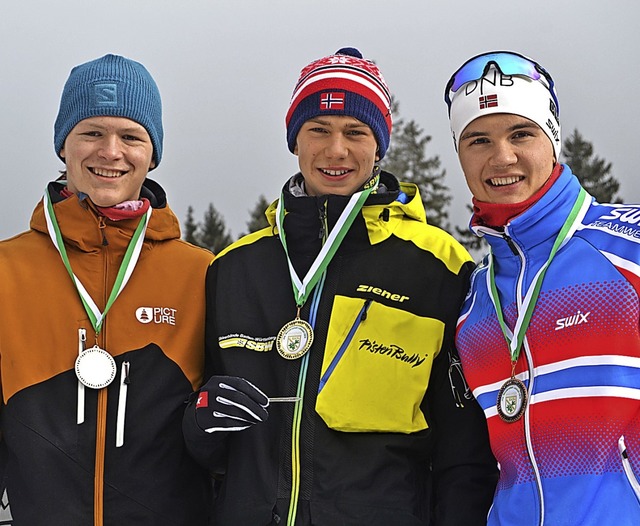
444, 51, 559, 118
449, 52, 541, 92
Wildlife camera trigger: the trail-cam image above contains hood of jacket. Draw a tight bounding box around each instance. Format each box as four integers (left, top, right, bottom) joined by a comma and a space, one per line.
265, 170, 426, 232
29, 178, 181, 253
260, 170, 427, 278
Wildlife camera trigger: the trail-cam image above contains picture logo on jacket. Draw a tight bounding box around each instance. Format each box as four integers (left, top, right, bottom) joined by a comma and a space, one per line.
135, 306, 177, 326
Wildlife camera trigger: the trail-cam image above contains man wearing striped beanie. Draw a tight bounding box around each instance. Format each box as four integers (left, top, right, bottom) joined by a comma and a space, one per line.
184, 47, 497, 526
282, 47, 391, 197
286, 47, 392, 157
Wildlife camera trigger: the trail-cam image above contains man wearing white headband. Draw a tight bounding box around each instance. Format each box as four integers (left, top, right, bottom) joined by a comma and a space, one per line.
446, 50, 640, 526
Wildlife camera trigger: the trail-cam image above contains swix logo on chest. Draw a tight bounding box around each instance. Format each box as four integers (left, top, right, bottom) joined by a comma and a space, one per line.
555, 310, 590, 330
599, 207, 640, 224
136, 306, 177, 326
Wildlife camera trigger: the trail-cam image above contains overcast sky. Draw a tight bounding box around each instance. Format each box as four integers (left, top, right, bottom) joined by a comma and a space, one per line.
1, 1, 638, 240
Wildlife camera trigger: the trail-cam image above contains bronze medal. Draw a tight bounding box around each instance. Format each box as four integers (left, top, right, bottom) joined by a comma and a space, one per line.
75, 345, 117, 389
496, 377, 528, 423
276, 318, 314, 360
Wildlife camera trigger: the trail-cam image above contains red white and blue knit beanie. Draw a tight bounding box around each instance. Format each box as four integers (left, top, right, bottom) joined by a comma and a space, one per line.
285, 47, 392, 159
54, 54, 163, 168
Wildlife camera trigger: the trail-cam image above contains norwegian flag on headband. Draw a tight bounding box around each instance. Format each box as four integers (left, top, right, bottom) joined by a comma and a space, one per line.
320, 92, 345, 110
479, 94, 498, 109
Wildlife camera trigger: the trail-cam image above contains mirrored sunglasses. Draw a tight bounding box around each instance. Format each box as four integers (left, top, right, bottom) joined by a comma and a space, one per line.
444, 51, 558, 115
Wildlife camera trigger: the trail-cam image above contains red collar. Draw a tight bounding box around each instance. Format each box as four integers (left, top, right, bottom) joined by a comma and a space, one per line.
472, 164, 562, 228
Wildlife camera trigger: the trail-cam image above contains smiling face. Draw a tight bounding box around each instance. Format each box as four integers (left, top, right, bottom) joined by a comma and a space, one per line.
458, 113, 555, 204
59, 116, 155, 207
294, 115, 379, 197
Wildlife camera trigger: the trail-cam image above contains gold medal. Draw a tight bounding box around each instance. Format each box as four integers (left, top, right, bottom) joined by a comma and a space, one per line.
496, 377, 527, 423
75, 345, 117, 389
274, 175, 378, 361
276, 318, 314, 360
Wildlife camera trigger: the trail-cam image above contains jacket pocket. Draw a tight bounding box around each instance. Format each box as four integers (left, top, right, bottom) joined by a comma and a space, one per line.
316, 295, 443, 433
619, 435, 640, 503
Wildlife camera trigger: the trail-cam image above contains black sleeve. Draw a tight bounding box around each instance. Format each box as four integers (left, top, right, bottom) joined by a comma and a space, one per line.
428, 261, 498, 525
182, 262, 230, 472
428, 343, 498, 525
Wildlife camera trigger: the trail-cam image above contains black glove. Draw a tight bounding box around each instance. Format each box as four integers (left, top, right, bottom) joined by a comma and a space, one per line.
195, 375, 269, 433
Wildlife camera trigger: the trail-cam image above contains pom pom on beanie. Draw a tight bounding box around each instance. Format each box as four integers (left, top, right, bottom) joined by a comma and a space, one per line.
285, 47, 392, 159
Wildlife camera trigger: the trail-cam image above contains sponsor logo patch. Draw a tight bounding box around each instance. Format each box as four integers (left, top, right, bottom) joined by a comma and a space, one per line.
135, 307, 177, 326
555, 310, 590, 331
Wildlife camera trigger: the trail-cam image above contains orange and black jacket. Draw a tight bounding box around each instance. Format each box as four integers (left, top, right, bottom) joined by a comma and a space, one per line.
0, 179, 213, 526
184, 172, 498, 526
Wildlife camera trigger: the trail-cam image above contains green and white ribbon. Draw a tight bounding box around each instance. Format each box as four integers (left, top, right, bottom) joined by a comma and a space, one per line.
276, 173, 379, 307
487, 188, 589, 363
43, 189, 151, 335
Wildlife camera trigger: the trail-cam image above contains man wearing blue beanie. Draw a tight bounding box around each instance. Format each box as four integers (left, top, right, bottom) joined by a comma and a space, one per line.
0, 54, 213, 525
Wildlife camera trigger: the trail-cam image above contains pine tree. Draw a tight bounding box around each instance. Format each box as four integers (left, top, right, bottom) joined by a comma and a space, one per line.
381, 100, 452, 230
183, 205, 198, 245
561, 129, 620, 203
244, 194, 271, 235
455, 204, 485, 253
188, 203, 233, 254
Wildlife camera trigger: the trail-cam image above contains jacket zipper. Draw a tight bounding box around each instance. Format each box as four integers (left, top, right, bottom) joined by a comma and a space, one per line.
94, 388, 108, 526
94, 218, 110, 526
318, 299, 372, 393
503, 232, 519, 256
286, 283, 325, 526
98, 216, 108, 246
318, 198, 327, 241
503, 226, 545, 526
287, 203, 328, 526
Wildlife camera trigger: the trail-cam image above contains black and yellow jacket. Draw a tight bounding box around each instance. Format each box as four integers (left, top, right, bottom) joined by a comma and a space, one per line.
184, 172, 497, 525
0, 179, 213, 526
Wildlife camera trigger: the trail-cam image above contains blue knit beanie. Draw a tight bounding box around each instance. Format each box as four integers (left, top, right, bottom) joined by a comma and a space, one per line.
54, 54, 163, 168
285, 47, 392, 159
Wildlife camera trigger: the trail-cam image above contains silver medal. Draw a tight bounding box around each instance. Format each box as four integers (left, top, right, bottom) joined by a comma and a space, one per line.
75, 345, 117, 389
276, 318, 314, 360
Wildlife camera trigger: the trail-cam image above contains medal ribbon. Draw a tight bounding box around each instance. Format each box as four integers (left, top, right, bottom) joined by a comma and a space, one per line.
276, 173, 379, 307
487, 188, 588, 363
43, 189, 151, 335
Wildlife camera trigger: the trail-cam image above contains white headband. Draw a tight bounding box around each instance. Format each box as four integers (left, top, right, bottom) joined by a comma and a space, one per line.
448, 67, 561, 159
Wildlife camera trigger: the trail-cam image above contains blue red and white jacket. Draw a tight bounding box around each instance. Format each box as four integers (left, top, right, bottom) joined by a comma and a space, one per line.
456, 164, 640, 526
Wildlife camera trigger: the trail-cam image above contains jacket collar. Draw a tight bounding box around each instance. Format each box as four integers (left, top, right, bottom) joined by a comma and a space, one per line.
474, 164, 585, 259
30, 178, 180, 253
262, 171, 427, 276
265, 170, 426, 231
